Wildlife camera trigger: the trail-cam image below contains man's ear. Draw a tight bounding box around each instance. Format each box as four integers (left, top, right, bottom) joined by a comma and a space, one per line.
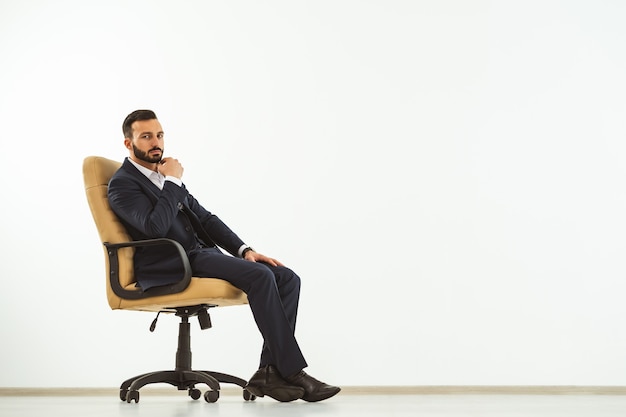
124, 138, 132, 150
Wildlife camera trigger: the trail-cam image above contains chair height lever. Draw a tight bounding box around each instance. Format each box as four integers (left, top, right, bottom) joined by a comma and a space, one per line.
150, 311, 162, 332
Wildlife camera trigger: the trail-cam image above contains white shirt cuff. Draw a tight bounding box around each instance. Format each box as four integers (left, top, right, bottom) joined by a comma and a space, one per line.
238, 244, 250, 257
165, 176, 183, 187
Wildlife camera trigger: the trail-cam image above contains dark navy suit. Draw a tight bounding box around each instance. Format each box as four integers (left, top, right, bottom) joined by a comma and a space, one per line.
108, 158, 307, 377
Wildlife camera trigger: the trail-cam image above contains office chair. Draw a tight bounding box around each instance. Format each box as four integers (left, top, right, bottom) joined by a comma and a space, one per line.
83, 155, 255, 404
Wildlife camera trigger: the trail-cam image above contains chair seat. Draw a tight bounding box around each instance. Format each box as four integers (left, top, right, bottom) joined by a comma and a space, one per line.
110, 278, 249, 312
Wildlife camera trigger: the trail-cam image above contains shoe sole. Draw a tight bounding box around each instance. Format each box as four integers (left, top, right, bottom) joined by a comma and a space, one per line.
303, 387, 341, 402
246, 385, 304, 402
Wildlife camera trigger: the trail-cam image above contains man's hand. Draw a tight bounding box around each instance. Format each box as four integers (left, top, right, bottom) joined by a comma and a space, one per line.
244, 250, 285, 267
158, 157, 184, 179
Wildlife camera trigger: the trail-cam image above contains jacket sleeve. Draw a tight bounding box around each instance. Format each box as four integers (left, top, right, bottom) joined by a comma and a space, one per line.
187, 193, 246, 256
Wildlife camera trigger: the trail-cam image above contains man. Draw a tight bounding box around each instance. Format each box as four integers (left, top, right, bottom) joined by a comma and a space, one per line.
108, 110, 340, 403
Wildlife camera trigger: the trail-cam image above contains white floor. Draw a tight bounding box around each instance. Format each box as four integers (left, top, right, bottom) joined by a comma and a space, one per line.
2, 393, 626, 417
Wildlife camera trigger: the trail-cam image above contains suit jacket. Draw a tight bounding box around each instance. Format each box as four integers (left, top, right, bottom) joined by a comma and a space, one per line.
108, 158, 245, 289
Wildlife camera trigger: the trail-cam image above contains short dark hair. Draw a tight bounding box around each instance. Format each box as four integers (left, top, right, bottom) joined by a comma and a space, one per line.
122, 109, 157, 139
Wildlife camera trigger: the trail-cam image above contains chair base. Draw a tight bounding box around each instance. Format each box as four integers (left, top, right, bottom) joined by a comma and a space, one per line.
118, 305, 256, 403
119, 369, 255, 403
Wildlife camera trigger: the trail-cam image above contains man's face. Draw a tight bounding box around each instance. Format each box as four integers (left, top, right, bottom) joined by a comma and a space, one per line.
126, 119, 165, 165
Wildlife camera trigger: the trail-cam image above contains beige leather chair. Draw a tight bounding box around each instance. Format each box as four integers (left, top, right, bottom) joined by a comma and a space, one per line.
83, 156, 254, 404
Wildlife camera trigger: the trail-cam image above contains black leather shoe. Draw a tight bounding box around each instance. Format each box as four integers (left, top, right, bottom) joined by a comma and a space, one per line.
245, 365, 305, 402
284, 370, 341, 402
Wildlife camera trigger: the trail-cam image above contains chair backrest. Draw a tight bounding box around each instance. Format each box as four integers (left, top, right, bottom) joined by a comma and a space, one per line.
83, 156, 137, 301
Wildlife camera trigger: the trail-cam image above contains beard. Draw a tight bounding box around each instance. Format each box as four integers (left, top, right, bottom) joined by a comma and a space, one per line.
132, 144, 163, 163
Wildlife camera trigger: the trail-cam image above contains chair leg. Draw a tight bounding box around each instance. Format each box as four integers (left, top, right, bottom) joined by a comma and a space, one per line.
120, 372, 155, 392
127, 370, 220, 392
201, 371, 248, 388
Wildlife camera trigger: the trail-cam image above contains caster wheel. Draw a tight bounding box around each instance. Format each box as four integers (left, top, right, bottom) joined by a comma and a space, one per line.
126, 390, 140, 403
243, 389, 257, 401
204, 390, 219, 403
119, 389, 128, 402
189, 388, 202, 400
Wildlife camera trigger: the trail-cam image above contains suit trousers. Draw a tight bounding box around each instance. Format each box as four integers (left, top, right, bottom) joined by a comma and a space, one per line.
187, 246, 308, 378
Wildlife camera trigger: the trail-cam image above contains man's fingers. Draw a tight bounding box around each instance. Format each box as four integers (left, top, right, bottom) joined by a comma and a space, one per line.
270, 258, 284, 267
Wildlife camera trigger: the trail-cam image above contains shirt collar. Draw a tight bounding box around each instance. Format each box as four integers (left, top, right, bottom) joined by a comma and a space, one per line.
127, 157, 164, 187
128, 157, 159, 178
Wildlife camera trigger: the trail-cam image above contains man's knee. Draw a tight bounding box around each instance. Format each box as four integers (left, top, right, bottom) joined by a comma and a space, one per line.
247, 263, 277, 287
275, 266, 301, 290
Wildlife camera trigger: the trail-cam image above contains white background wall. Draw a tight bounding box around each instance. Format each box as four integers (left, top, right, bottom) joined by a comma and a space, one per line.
1, 0, 625, 388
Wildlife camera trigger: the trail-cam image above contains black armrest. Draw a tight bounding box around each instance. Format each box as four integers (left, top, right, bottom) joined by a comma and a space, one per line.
104, 238, 192, 300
